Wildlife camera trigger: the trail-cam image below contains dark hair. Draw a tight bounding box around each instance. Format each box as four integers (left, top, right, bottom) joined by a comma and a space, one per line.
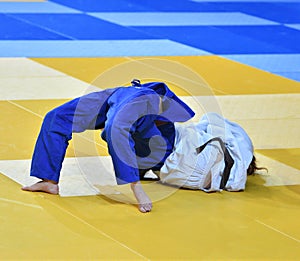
247, 155, 267, 175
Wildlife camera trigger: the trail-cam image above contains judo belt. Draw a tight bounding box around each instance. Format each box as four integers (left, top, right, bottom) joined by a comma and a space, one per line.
196, 137, 234, 189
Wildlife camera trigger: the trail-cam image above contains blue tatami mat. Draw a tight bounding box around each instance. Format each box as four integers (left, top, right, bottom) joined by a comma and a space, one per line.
0, 2, 80, 13
50, 0, 151, 12
10, 14, 157, 40
131, 26, 292, 54
220, 25, 300, 52
0, 14, 68, 40
0, 40, 209, 57
89, 12, 278, 26
200, 2, 300, 23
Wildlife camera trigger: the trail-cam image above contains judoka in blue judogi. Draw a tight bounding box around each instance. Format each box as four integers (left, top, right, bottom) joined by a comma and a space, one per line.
23, 80, 194, 212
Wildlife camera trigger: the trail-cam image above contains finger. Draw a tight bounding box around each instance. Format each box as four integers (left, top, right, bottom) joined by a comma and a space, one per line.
139, 205, 147, 213
140, 203, 152, 212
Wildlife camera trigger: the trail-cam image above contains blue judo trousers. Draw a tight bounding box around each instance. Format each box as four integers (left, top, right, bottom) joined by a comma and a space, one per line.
30, 81, 195, 185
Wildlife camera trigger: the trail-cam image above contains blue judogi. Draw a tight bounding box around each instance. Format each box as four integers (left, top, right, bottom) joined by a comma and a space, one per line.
30, 81, 195, 184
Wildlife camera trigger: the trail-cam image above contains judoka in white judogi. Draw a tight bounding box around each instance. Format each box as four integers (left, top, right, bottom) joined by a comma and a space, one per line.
159, 113, 254, 192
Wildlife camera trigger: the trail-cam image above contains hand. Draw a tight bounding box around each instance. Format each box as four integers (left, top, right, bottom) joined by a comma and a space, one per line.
130, 181, 152, 213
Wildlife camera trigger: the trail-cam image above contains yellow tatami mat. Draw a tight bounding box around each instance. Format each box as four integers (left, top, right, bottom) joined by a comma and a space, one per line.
258, 148, 300, 171
1, 56, 300, 260
32, 56, 300, 95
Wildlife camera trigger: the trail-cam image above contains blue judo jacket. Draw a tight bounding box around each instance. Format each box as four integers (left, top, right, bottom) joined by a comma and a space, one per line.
30, 81, 195, 184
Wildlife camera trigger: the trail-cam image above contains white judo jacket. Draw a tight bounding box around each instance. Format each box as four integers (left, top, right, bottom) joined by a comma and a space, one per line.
159, 113, 254, 192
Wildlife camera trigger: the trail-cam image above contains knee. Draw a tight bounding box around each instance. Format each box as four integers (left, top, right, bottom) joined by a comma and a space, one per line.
41, 109, 72, 139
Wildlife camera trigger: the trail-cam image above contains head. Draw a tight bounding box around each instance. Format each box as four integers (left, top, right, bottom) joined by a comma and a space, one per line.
247, 155, 267, 175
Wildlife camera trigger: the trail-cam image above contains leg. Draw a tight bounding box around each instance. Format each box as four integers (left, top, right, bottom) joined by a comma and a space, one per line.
23, 90, 116, 193
22, 91, 84, 193
22, 109, 71, 193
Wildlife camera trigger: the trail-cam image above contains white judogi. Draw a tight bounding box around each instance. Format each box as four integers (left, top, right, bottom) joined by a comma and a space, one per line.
159, 113, 254, 192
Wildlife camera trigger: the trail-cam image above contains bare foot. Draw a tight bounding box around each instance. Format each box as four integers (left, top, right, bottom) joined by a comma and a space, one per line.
131, 181, 152, 213
22, 180, 59, 195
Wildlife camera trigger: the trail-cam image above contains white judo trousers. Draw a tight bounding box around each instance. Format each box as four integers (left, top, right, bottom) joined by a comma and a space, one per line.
159, 113, 254, 192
